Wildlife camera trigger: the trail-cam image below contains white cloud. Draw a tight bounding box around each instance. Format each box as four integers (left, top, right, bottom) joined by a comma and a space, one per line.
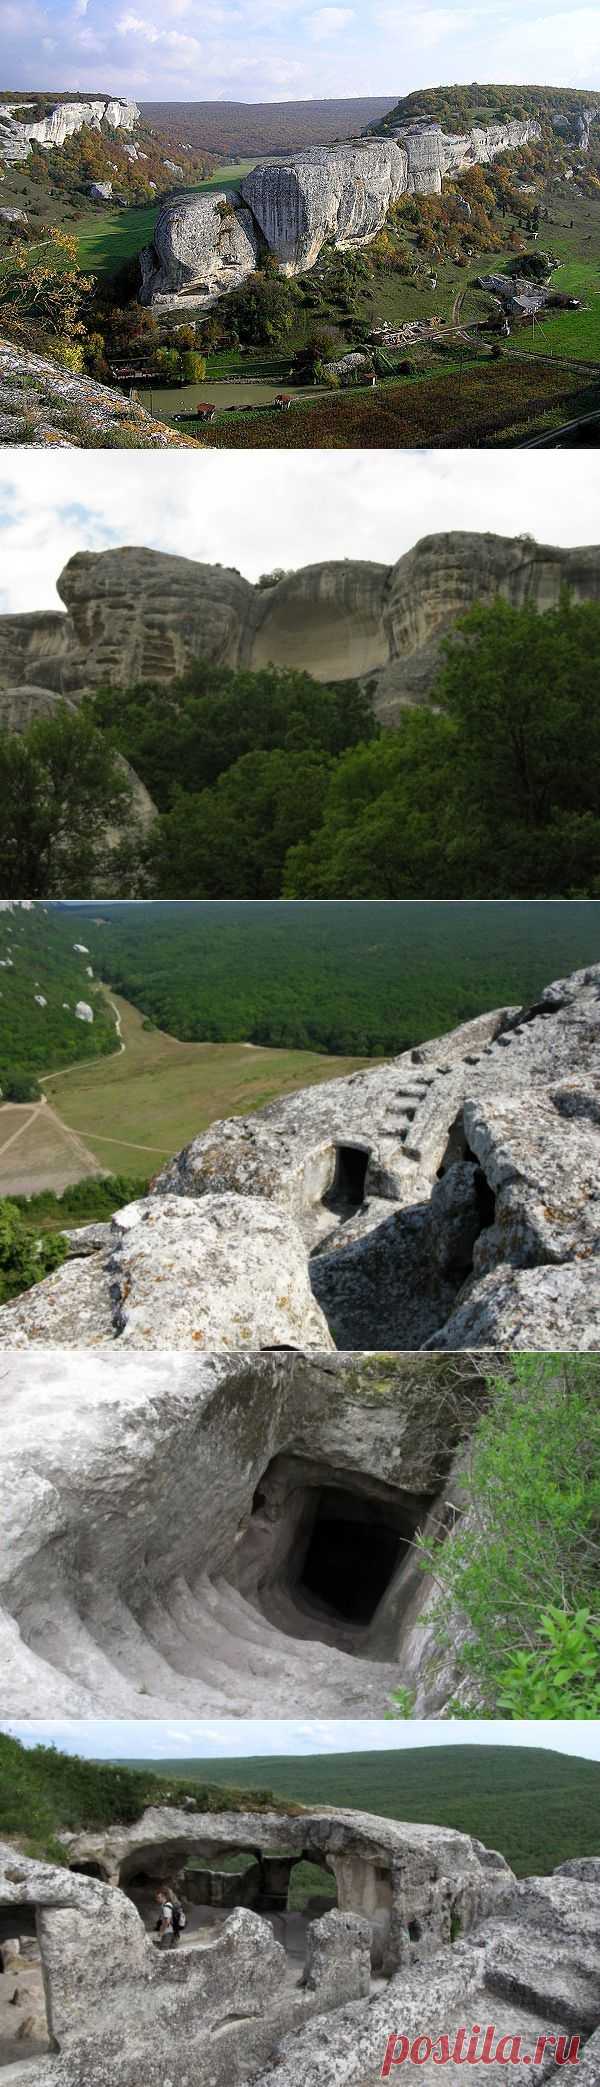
308, 7, 355, 39
1, 454, 600, 618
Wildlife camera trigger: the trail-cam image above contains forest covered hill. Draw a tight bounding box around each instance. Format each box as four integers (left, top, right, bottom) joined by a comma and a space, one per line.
141, 98, 396, 158
54, 899, 600, 1058
0, 904, 117, 1089
373, 83, 600, 135
125, 1744, 600, 1880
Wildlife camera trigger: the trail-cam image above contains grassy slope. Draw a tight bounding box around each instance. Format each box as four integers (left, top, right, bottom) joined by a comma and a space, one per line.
39, 990, 372, 1176
74, 162, 258, 273
127, 1746, 600, 1880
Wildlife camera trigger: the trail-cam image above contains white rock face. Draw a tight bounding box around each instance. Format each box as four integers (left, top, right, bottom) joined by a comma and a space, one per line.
241, 140, 408, 273
88, 180, 112, 201
0, 97, 139, 163
140, 190, 259, 309
7, 1827, 583, 2087
74, 1000, 93, 1023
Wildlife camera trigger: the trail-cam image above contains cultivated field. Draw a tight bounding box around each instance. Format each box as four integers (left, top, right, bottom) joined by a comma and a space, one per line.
23, 991, 371, 1183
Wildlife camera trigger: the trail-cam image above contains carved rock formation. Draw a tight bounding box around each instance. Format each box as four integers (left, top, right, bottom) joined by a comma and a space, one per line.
0, 1348, 490, 1717
2, 532, 599, 730
3, 965, 598, 1353
0, 1832, 598, 2087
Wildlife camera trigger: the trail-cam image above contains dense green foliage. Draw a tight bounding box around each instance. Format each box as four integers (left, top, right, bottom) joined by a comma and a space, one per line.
0, 1196, 67, 1303
0, 1734, 291, 1866
88, 661, 375, 813
45, 898, 600, 1058
10, 1174, 150, 1234
81, 598, 600, 898
287, 597, 600, 896
0, 708, 136, 898
126, 1744, 600, 1880
0, 906, 118, 1082
411, 1355, 600, 1717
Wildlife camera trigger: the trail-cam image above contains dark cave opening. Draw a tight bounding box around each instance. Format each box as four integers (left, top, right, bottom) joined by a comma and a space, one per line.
323, 1142, 370, 1216
298, 1487, 410, 1625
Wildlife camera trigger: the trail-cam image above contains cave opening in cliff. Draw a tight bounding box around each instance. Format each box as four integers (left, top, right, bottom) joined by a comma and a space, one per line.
297, 1486, 415, 1626
323, 1142, 370, 1217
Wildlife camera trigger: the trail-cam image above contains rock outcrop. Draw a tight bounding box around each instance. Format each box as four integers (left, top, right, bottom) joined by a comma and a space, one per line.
0, 339, 197, 449
0, 1833, 598, 2087
141, 120, 540, 302
2, 531, 599, 726
3, 964, 599, 1354
0, 97, 138, 165
140, 190, 259, 310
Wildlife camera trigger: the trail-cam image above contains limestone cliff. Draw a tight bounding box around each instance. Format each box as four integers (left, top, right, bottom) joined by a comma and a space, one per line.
141, 117, 541, 302
2, 531, 599, 727
140, 190, 259, 310
0, 96, 139, 165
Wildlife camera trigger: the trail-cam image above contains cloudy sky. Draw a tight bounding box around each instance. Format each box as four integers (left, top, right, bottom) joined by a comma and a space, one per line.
3, 1720, 600, 1761
1, 452, 600, 616
2, 0, 600, 102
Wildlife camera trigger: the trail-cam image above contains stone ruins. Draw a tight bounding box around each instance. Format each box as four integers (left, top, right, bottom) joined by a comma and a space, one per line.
0, 1827, 598, 2087
1, 963, 599, 1351
3, 530, 599, 735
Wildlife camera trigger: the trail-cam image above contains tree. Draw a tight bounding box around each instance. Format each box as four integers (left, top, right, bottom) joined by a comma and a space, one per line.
0, 1072, 41, 1103
0, 709, 135, 897
146, 749, 333, 897
0, 1197, 68, 1305
218, 271, 299, 348
88, 662, 377, 809
0, 228, 93, 352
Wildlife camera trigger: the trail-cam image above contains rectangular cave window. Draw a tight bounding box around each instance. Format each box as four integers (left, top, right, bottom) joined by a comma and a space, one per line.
323, 1142, 370, 1216
298, 1487, 411, 1626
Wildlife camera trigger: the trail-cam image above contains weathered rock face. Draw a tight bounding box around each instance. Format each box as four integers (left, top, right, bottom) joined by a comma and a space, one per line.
375, 529, 600, 723
2, 966, 600, 1354
0, 1193, 332, 1349
0, 97, 139, 164
240, 140, 408, 273
141, 118, 540, 301
140, 190, 259, 309
0, 683, 156, 832
3, 531, 599, 728
0, 1348, 490, 1717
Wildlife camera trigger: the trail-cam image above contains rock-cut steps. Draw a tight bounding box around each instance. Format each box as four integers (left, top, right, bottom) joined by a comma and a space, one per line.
15, 1571, 401, 1719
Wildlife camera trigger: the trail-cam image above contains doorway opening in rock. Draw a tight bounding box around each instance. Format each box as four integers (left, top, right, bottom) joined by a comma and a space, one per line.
299, 1487, 410, 1626
0, 1904, 52, 2068
323, 1142, 370, 1218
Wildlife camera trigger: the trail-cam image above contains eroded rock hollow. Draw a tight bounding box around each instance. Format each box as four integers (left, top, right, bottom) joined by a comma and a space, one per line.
1, 1349, 490, 1718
